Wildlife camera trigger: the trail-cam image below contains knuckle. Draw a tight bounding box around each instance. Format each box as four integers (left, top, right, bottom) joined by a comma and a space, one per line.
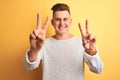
33, 29, 38, 36
30, 33, 36, 39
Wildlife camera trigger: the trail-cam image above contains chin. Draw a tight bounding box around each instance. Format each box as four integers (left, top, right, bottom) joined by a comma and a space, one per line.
57, 31, 68, 35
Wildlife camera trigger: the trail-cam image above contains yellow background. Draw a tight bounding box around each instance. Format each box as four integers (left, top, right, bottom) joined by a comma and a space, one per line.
0, 0, 120, 80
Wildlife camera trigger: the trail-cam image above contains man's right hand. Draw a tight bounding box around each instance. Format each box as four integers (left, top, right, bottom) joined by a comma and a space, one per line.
30, 13, 50, 51
28, 13, 50, 62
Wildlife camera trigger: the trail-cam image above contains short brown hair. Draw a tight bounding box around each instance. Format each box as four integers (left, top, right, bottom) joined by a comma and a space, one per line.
51, 3, 71, 15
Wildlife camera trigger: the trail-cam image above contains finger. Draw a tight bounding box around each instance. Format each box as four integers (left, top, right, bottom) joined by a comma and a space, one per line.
78, 23, 85, 37
37, 13, 41, 29
33, 29, 39, 37
89, 34, 96, 42
86, 20, 90, 34
30, 33, 36, 39
89, 34, 96, 50
43, 17, 50, 30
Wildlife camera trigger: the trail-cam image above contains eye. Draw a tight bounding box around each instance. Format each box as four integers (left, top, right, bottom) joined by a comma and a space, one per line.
64, 18, 68, 21
55, 18, 61, 21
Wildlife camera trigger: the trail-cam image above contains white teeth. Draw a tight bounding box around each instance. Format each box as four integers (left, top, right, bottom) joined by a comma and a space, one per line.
60, 26, 64, 28
58, 25, 67, 30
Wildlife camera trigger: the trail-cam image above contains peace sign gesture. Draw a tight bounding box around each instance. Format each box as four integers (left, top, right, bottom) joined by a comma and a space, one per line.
30, 13, 50, 50
78, 20, 97, 55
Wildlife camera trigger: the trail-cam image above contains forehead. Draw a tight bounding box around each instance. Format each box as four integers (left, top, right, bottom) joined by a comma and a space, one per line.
53, 11, 70, 18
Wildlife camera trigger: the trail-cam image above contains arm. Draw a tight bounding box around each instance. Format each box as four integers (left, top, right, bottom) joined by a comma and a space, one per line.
78, 20, 103, 73
23, 48, 43, 71
84, 49, 103, 73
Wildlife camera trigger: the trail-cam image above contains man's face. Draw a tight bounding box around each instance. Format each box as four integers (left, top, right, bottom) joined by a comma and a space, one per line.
51, 10, 72, 35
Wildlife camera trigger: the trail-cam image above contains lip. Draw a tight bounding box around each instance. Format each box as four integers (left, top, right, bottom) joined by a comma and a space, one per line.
58, 25, 67, 30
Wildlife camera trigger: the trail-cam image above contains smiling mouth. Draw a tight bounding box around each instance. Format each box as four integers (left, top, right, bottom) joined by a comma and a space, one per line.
58, 25, 67, 30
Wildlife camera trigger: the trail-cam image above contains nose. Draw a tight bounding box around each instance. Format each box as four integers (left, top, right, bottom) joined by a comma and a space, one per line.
60, 20, 64, 26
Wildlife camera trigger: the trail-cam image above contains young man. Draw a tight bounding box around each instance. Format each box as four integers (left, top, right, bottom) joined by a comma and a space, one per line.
24, 3, 103, 80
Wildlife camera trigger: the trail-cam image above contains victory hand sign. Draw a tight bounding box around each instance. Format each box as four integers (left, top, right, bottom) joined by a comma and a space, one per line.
30, 13, 50, 51
28, 14, 50, 62
78, 20, 97, 56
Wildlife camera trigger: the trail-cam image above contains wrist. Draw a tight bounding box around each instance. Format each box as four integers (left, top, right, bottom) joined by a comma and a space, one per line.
85, 48, 97, 56
28, 48, 39, 62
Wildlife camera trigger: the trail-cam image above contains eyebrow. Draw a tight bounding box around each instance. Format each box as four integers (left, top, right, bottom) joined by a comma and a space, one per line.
54, 17, 68, 20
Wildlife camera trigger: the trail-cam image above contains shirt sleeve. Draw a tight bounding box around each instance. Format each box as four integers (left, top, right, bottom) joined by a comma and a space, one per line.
83, 49, 104, 74
23, 48, 44, 71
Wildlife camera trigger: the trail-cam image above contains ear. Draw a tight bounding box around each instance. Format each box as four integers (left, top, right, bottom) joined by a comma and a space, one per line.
70, 18, 72, 25
51, 19, 54, 26
71, 18, 72, 24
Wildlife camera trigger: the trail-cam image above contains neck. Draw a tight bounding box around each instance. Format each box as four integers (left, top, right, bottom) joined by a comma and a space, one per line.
52, 33, 73, 40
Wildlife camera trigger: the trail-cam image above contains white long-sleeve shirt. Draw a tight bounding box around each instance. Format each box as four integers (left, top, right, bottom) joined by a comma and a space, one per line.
24, 36, 103, 80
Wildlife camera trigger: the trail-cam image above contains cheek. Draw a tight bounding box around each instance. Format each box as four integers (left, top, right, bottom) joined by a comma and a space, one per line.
52, 20, 57, 25
68, 20, 72, 24
52, 22, 59, 29
65, 22, 71, 27
65, 19, 71, 25
54, 22, 60, 27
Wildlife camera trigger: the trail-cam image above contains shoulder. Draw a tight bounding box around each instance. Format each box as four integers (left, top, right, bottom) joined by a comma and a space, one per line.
44, 37, 53, 43
73, 36, 82, 42
44, 37, 59, 45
